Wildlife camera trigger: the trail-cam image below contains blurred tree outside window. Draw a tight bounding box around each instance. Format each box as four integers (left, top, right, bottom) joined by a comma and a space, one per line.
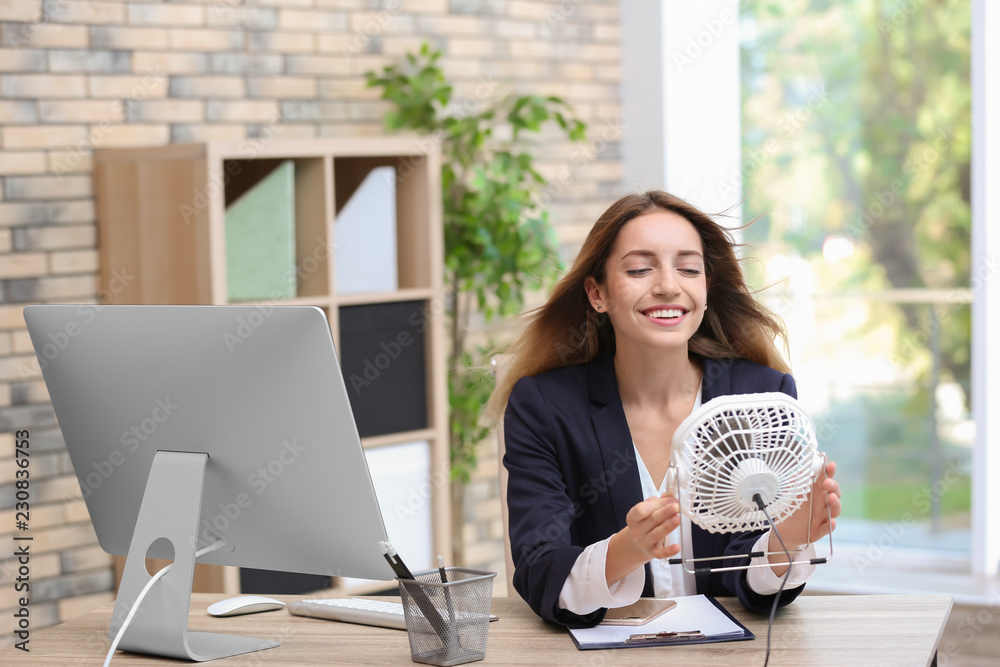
739, 0, 972, 556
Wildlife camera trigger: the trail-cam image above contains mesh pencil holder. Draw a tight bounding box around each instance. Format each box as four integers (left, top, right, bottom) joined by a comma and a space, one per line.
397, 567, 497, 666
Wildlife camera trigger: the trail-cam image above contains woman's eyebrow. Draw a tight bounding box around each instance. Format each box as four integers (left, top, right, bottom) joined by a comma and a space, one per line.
619, 249, 657, 261
618, 249, 704, 261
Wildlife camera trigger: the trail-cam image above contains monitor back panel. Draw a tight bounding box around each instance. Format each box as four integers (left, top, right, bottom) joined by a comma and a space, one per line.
23, 304, 393, 581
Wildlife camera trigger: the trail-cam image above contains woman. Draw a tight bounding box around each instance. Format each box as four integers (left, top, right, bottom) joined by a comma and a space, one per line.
490, 191, 842, 627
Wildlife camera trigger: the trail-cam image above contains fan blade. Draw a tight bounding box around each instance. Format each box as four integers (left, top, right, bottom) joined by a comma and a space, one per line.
704, 411, 756, 473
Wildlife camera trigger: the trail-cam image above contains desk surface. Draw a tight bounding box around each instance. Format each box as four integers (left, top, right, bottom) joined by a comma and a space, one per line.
4, 593, 951, 666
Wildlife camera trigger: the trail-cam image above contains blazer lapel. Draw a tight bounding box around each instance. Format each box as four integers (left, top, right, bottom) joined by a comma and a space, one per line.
587, 356, 643, 530
701, 356, 732, 402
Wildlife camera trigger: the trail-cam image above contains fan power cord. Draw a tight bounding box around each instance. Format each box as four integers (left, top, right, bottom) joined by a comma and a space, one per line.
753, 494, 792, 667
103, 540, 227, 667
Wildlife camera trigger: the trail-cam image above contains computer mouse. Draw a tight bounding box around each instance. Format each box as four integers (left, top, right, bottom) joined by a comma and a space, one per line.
207, 595, 286, 617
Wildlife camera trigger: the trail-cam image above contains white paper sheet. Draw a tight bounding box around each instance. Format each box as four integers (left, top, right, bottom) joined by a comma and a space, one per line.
569, 595, 745, 647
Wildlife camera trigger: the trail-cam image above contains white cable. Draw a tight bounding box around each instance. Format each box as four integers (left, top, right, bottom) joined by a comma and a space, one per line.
102, 561, 170, 667
103, 540, 226, 667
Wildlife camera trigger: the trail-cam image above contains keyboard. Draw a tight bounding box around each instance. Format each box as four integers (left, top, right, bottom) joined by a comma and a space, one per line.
287, 598, 408, 630
286, 597, 499, 630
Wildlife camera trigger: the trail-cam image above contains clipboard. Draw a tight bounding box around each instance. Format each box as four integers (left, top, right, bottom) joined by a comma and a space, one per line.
568, 595, 755, 650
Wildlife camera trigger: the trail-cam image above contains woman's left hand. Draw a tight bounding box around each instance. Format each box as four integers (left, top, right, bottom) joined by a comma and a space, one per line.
771, 459, 841, 552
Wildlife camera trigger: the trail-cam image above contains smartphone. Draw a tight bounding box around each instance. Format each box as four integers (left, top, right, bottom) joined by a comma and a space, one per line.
601, 598, 678, 626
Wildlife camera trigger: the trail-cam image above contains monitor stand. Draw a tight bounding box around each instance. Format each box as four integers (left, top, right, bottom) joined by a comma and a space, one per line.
111, 450, 280, 662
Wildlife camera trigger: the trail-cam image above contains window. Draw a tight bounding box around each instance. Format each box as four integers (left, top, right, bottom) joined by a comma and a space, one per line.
622, 0, 994, 578
738, 1, 973, 560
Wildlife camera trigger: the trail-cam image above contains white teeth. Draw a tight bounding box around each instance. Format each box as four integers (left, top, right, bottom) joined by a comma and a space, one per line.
646, 309, 684, 319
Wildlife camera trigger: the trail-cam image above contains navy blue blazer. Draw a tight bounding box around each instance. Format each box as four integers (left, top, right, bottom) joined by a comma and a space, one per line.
503, 354, 806, 627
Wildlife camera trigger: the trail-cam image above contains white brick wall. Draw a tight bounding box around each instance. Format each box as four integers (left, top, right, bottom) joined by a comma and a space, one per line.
0, 0, 624, 638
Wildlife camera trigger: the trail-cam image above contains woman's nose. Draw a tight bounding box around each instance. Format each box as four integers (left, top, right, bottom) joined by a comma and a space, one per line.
653, 270, 680, 296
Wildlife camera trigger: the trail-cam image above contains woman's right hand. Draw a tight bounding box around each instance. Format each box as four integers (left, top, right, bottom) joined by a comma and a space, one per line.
623, 493, 682, 560
606, 493, 682, 586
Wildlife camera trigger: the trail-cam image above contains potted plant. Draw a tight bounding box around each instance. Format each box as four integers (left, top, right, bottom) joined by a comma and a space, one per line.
366, 44, 587, 562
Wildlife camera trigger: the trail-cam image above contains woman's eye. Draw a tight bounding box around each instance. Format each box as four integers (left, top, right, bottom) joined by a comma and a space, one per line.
679, 268, 703, 276
626, 268, 651, 276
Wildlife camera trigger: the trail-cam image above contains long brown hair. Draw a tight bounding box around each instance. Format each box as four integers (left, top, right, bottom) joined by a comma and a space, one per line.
487, 190, 789, 417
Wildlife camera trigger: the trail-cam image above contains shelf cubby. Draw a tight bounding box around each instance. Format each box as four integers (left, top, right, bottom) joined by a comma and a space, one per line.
94, 137, 448, 597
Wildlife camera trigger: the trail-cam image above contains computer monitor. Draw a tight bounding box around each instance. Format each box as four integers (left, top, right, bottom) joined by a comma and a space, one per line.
24, 304, 396, 661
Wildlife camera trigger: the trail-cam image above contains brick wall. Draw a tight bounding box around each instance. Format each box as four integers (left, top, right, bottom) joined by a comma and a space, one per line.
0, 0, 622, 638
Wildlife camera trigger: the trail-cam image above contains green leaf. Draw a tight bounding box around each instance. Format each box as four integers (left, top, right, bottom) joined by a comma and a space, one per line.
367, 40, 589, 479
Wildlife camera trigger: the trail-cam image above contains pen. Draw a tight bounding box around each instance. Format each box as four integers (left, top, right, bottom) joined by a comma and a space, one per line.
379, 540, 415, 579
438, 555, 455, 622
378, 541, 457, 649
437, 554, 447, 583
626, 630, 705, 643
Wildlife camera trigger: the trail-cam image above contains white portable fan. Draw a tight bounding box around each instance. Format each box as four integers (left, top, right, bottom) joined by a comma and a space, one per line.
665, 392, 833, 574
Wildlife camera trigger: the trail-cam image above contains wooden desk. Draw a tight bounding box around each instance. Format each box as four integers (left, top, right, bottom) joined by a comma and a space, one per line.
3, 593, 951, 666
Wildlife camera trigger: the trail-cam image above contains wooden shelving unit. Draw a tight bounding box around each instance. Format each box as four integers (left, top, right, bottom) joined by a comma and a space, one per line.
94, 137, 449, 596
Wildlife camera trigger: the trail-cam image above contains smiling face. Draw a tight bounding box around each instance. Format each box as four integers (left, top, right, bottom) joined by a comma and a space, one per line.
584, 210, 708, 354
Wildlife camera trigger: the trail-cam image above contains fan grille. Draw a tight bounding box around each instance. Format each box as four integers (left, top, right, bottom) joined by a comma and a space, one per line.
672, 393, 819, 534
